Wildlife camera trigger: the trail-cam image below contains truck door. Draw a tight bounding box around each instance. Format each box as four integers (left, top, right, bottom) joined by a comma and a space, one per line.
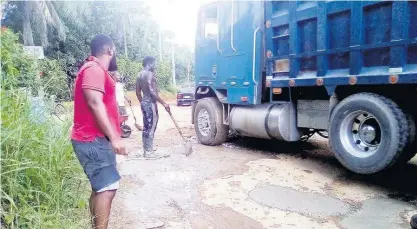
195, 5, 219, 83
217, 1, 264, 105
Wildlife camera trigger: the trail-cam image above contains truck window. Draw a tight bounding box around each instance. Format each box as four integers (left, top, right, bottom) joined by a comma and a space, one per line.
201, 8, 218, 40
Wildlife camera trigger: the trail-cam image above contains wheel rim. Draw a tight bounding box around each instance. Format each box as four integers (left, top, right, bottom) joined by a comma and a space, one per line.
339, 111, 382, 158
197, 108, 211, 137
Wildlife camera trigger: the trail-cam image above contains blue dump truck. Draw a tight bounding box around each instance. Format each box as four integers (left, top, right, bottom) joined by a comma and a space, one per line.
192, 1, 417, 174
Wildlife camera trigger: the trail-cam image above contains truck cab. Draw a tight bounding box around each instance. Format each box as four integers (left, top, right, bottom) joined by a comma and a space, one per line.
195, 1, 264, 105
193, 1, 417, 174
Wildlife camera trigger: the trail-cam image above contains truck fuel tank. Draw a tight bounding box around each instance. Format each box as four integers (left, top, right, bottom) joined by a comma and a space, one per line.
229, 103, 301, 142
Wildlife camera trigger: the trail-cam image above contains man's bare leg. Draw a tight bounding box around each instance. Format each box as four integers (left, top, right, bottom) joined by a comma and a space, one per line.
92, 190, 116, 229
90, 191, 96, 228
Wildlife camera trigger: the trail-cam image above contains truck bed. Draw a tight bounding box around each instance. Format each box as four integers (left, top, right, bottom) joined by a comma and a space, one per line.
265, 1, 417, 92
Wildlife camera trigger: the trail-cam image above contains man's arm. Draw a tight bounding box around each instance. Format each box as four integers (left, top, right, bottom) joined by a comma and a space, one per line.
84, 89, 126, 155
84, 90, 119, 140
81, 66, 126, 154
135, 76, 142, 103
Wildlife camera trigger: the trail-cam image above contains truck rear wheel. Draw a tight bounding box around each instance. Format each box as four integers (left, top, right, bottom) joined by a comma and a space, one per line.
194, 98, 228, 146
329, 93, 409, 174
396, 114, 417, 164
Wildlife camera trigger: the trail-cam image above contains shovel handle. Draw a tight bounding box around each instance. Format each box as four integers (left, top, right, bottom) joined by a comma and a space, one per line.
168, 112, 186, 141
126, 99, 138, 123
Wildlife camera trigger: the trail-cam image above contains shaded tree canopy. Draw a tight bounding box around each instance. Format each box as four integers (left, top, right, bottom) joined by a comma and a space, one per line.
2, 0, 195, 92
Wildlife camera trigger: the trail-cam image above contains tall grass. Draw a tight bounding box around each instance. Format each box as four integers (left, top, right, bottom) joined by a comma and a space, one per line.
1, 28, 89, 229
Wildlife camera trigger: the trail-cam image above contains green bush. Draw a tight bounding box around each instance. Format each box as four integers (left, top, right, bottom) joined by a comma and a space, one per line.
165, 84, 179, 94
156, 60, 173, 90
1, 28, 69, 100
117, 57, 142, 90
39, 59, 70, 101
1, 27, 38, 91
118, 57, 174, 92
1, 28, 89, 229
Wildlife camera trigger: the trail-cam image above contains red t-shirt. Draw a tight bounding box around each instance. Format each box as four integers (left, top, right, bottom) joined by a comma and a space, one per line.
71, 56, 121, 142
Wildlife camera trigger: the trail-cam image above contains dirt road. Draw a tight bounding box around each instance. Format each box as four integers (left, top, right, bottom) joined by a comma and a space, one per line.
110, 103, 417, 229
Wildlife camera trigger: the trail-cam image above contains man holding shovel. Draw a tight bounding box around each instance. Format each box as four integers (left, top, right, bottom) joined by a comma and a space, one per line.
135, 56, 170, 159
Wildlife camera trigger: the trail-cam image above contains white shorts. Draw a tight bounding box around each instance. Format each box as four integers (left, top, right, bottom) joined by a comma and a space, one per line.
97, 181, 119, 193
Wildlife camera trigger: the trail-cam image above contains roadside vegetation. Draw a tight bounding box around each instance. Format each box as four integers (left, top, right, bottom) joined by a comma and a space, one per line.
1, 28, 89, 229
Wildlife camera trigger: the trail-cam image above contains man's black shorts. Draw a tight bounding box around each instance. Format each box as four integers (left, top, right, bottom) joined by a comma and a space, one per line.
72, 137, 120, 192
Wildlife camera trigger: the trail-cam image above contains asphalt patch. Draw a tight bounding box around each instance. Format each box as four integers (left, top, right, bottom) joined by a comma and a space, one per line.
249, 185, 351, 217
340, 198, 416, 229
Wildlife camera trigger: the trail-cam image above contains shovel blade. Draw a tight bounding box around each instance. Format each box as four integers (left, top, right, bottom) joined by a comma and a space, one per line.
134, 123, 143, 131
184, 141, 193, 156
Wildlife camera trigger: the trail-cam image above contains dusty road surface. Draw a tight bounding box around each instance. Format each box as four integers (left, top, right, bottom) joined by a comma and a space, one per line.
110, 103, 417, 229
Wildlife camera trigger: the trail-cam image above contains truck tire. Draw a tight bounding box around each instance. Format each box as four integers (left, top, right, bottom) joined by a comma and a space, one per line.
329, 93, 409, 174
194, 98, 228, 146
396, 114, 417, 164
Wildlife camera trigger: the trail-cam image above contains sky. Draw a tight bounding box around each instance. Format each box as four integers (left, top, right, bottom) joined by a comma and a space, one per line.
145, 0, 214, 50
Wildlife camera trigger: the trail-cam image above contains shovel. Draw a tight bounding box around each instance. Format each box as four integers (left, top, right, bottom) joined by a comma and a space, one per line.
127, 100, 142, 131
168, 111, 193, 156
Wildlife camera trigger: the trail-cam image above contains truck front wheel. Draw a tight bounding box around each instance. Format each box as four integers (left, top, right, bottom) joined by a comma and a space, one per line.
329, 93, 409, 174
194, 98, 229, 146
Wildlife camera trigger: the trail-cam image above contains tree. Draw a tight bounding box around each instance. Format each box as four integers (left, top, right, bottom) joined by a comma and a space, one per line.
3, 1, 65, 47
2, 1, 195, 95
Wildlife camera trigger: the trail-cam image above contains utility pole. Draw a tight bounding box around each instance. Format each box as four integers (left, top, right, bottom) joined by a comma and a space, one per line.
122, 15, 128, 58
158, 28, 163, 61
171, 45, 176, 87
187, 60, 191, 87
128, 13, 133, 42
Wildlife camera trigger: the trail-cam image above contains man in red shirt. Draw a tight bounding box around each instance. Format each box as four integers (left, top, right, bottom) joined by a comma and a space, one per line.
71, 34, 126, 229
